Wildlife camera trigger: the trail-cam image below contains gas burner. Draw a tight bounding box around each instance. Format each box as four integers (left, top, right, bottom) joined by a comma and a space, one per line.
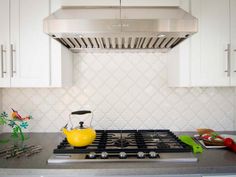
48, 130, 197, 163
113, 138, 130, 147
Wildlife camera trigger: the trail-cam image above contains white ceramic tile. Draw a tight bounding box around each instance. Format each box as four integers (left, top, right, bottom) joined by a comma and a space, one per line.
1, 52, 236, 132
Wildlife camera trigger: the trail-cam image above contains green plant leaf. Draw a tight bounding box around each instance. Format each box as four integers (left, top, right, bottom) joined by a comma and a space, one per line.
8, 120, 16, 128
0, 117, 7, 125
11, 130, 18, 138
20, 122, 28, 129
14, 126, 20, 132
0, 112, 8, 118
11, 126, 21, 139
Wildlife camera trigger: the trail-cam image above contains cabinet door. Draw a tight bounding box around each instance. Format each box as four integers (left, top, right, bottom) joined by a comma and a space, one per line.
190, 0, 231, 86
230, 0, 236, 85
0, 0, 10, 87
61, 0, 120, 6
10, 0, 50, 87
121, 0, 180, 6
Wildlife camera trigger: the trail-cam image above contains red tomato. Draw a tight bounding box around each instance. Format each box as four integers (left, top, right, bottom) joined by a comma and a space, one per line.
231, 144, 236, 153
224, 138, 234, 147
202, 134, 211, 140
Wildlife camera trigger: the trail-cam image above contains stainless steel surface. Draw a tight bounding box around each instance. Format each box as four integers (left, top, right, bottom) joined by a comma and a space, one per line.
43, 7, 198, 52
1, 132, 236, 176
10, 44, 16, 77
234, 49, 236, 72
47, 152, 198, 163
0, 45, 6, 78
224, 44, 231, 77
49, 130, 195, 164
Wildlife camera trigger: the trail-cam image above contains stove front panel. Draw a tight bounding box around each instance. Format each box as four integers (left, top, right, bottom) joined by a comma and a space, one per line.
48, 152, 198, 163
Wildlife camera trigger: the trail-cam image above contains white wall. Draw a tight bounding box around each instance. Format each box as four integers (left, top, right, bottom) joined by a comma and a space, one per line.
1, 52, 236, 132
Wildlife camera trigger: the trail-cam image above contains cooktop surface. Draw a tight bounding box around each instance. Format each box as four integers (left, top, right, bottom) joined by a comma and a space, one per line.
48, 130, 197, 163
53, 130, 191, 153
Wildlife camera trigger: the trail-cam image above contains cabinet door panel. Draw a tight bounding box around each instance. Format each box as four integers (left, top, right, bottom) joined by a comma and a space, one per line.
121, 0, 179, 6
230, 0, 236, 85
61, 0, 120, 6
191, 0, 230, 86
0, 0, 10, 87
10, 0, 50, 87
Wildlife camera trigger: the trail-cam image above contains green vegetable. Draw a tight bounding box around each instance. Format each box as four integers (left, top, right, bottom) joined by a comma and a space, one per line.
179, 135, 203, 154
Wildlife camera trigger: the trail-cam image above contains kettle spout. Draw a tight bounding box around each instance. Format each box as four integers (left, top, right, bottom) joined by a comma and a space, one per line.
62, 128, 70, 136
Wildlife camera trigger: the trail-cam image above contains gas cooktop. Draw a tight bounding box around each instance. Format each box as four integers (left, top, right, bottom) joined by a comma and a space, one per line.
48, 130, 198, 163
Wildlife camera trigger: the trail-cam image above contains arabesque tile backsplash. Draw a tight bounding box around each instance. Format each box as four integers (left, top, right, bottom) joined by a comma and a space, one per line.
1, 52, 236, 132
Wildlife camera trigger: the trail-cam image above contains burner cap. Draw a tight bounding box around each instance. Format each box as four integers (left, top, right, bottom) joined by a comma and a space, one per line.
114, 138, 130, 147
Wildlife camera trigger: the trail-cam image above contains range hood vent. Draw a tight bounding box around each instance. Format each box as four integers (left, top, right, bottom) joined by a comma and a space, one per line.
44, 7, 198, 52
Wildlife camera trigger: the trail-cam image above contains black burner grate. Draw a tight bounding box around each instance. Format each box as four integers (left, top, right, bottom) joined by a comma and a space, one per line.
53, 130, 191, 154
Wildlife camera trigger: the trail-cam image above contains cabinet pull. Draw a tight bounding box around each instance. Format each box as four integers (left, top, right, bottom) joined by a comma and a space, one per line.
10, 44, 16, 78
234, 49, 236, 72
224, 44, 231, 77
1, 45, 7, 78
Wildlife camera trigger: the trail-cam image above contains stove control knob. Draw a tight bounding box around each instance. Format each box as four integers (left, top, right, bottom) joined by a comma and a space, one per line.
149, 151, 158, 158
88, 152, 96, 159
101, 152, 108, 159
119, 152, 127, 159
137, 151, 145, 158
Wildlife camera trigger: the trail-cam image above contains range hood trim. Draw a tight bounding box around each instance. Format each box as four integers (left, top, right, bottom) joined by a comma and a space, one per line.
44, 7, 198, 52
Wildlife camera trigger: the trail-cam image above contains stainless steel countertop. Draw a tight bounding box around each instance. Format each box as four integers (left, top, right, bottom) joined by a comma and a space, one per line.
0, 132, 236, 176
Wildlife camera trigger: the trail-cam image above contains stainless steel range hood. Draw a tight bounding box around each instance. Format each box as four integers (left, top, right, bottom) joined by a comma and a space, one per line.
44, 6, 198, 52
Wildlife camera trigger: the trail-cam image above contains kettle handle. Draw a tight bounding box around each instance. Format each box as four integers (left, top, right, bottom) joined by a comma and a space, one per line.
71, 110, 91, 115
69, 110, 93, 129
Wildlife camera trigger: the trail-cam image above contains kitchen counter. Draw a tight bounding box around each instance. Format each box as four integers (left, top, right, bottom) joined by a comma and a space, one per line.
0, 132, 236, 177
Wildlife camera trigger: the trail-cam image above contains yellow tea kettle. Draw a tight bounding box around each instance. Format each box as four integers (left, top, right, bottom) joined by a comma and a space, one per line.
62, 110, 96, 147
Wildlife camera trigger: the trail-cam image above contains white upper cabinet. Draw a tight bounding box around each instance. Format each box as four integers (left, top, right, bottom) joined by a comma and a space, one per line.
121, 0, 180, 6
10, 0, 50, 87
61, 0, 120, 6
230, 0, 236, 85
191, 0, 230, 86
0, 0, 72, 88
190, 0, 230, 86
168, 0, 236, 87
0, 0, 10, 87
61, 0, 180, 7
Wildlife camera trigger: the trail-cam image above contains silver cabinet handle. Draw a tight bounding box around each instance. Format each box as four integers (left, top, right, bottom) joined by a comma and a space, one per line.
234, 49, 236, 72
0, 44, 7, 78
10, 44, 16, 78
224, 44, 231, 77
